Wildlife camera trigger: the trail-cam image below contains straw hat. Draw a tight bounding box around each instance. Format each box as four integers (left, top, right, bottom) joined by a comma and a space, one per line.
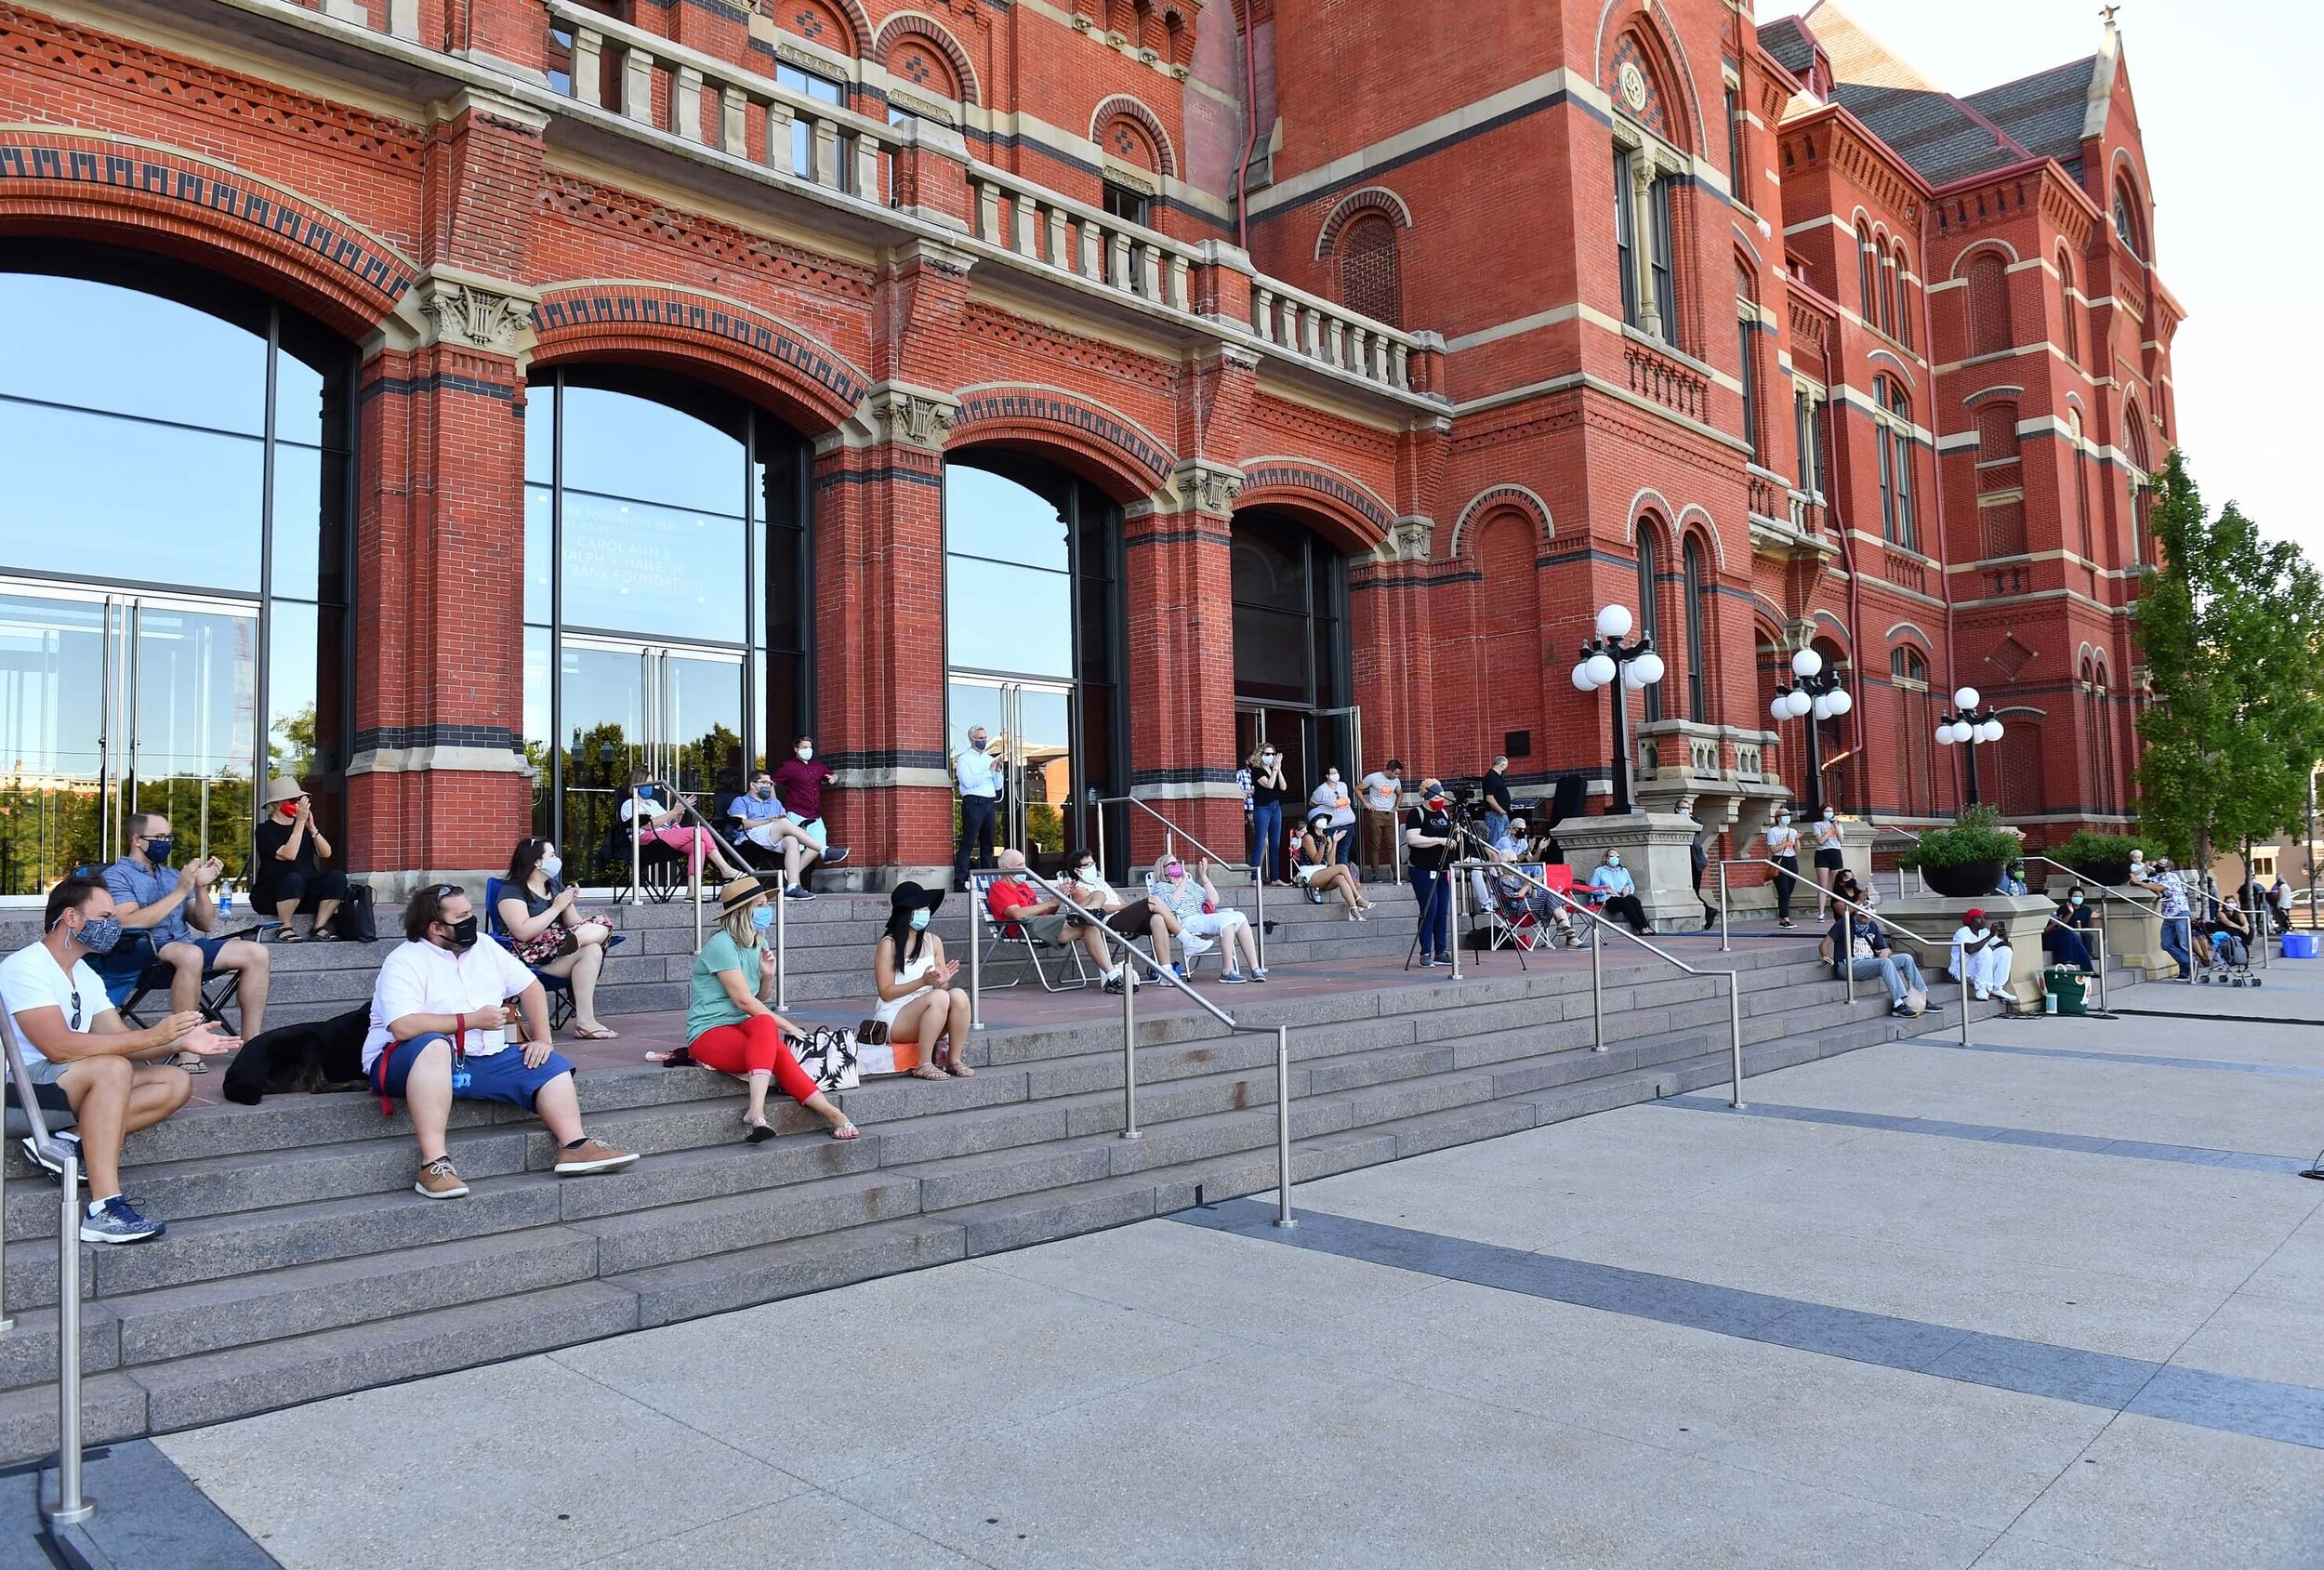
262, 775, 306, 807
718, 875, 779, 913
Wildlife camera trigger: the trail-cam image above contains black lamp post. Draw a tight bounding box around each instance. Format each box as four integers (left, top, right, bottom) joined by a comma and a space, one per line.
1769, 647, 1851, 819
1936, 687, 2006, 807
1571, 602, 1666, 815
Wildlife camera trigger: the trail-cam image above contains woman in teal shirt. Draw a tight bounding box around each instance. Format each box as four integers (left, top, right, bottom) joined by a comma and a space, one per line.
680, 877, 858, 1143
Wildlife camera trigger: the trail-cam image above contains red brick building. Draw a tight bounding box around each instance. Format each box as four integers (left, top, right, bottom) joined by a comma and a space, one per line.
0, 0, 2175, 895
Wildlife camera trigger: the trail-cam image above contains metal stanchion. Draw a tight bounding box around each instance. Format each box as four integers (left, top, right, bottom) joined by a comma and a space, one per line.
1119, 966, 1140, 1139
1961, 961, 1973, 1045
773, 872, 789, 1009
1590, 916, 1604, 1051
49, 1150, 89, 1527
1448, 863, 1464, 981
968, 891, 985, 1031
1718, 863, 1731, 952
2094, 924, 2107, 1013
1727, 971, 1746, 1109
628, 788, 643, 907
0, 1054, 11, 1339
1254, 863, 1267, 973
1274, 1024, 1296, 1228
691, 846, 703, 954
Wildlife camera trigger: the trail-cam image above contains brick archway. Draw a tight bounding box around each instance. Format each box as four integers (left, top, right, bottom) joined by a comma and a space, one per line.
1233, 460, 1395, 556
949, 386, 1175, 504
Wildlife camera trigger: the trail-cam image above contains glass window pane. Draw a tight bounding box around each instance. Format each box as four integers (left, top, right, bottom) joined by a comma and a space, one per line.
271, 442, 323, 603
560, 385, 745, 516
945, 556, 1071, 678
526, 381, 555, 485
267, 598, 320, 785
0, 402, 263, 592
1234, 606, 1313, 703
947, 679, 1008, 769
559, 491, 746, 640
273, 348, 324, 448
762, 522, 804, 653
525, 483, 553, 626
0, 273, 266, 436
946, 465, 1067, 569
1232, 523, 1306, 612
133, 602, 258, 880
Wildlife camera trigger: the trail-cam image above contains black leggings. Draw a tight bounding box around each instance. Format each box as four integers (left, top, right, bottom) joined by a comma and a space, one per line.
1772, 855, 1801, 919
256, 867, 350, 914
1600, 892, 1650, 933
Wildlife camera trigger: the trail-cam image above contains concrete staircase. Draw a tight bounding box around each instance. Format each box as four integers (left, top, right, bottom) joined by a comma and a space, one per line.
0, 873, 2105, 1461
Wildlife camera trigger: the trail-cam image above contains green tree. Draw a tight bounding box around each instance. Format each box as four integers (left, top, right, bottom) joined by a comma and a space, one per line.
2134, 452, 2324, 865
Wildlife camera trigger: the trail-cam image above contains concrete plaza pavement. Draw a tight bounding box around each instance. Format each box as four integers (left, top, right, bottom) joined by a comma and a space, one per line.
64, 960, 2324, 1567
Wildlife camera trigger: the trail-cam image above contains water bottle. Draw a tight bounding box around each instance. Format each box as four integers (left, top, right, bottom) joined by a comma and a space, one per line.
218, 880, 234, 919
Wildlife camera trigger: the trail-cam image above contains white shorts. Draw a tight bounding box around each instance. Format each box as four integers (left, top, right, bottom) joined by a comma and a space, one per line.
1293, 864, 1327, 886
789, 813, 826, 849
1181, 911, 1246, 940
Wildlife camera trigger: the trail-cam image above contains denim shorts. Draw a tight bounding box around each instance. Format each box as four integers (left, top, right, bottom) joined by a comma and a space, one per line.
372, 1033, 574, 1108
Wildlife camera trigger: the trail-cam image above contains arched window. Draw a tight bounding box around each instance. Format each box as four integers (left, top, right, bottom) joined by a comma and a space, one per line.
2070, 409, 2093, 561
1890, 645, 1934, 816
527, 366, 816, 864
1339, 213, 1402, 328
1683, 534, 1710, 721
2113, 179, 2144, 259
1736, 261, 1761, 461
1636, 522, 1664, 724
0, 251, 355, 894
2081, 655, 2117, 814
1892, 244, 1913, 350
1856, 222, 1876, 323
1966, 253, 2011, 357
1874, 375, 1916, 549
1879, 239, 1898, 339
2124, 401, 2152, 566
2057, 248, 2080, 365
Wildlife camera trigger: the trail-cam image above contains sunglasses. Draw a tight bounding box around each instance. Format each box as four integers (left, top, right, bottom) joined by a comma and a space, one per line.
68, 986, 82, 1032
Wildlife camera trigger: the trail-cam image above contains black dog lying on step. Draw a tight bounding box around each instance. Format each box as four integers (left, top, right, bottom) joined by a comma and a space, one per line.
223, 1004, 371, 1105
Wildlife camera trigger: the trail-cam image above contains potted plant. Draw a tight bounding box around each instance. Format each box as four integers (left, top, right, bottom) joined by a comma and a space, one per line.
1898, 805, 2021, 899
2053, 829, 2142, 889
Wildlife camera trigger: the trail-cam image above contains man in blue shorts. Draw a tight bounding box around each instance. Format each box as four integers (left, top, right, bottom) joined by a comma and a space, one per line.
364, 884, 638, 1198
103, 812, 272, 1038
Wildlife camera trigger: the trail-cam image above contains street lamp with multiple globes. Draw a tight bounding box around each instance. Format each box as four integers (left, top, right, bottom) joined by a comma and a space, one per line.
1571, 602, 1665, 815
1768, 647, 1852, 819
1935, 686, 2006, 806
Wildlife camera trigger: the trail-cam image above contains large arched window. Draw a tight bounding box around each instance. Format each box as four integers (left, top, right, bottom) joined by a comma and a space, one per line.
0, 245, 355, 893
1873, 375, 1916, 550
1856, 222, 1877, 323
1682, 534, 1710, 721
1890, 645, 1935, 816
525, 366, 812, 867
1339, 214, 1402, 328
1736, 261, 1761, 462
1966, 253, 2011, 357
2113, 178, 2145, 259
2069, 408, 2093, 561
2124, 401, 2152, 566
1636, 521, 1664, 723
944, 455, 1124, 870
1233, 509, 1353, 851
1877, 231, 1898, 339
1892, 244, 1913, 350
2057, 248, 2080, 365
2082, 654, 2117, 814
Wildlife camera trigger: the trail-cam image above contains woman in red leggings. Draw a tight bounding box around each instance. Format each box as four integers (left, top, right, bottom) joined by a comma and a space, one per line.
682, 877, 858, 1143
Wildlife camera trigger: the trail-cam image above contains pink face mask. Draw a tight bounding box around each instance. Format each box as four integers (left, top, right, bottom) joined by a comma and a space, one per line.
1165, 862, 1185, 880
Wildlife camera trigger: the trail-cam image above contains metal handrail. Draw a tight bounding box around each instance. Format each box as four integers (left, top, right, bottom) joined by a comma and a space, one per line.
1868, 822, 1931, 897
2040, 912, 2111, 1013
1091, 797, 1266, 973
1711, 856, 1821, 950
1451, 828, 1745, 1107
0, 986, 93, 1526
1021, 871, 1296, 1228
2017, 853, 2171, 922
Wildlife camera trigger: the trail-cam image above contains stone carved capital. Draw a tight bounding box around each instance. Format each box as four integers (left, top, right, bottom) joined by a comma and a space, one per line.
1391, 515, 1434, 562
866, 381, 960, 451
1169, 459, 1245, 516
412, 270, 537, 358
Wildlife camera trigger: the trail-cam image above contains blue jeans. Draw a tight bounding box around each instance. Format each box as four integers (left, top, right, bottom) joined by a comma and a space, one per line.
2043, 927, 2093, 970
1847, 952, 1925, 1007
1253, 801, 1284, 883
2159, 917, 2192, 977
1410, 866, 1451, 957
1482, 810, 1509, 850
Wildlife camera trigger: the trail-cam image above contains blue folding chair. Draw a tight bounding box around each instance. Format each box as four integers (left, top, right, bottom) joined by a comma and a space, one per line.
484, 877, 626, 1030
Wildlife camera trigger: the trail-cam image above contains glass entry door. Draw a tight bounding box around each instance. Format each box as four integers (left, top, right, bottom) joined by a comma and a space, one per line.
948, 676, 1076, 869
559, 636, 745, 880
0, 584, 257, 896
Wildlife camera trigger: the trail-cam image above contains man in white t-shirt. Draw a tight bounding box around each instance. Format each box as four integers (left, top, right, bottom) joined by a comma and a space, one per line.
1357, 759, 1403, 873
1949, 906, 2014, 1002
365, 885, 638, 1199
0, 874, 236, 1244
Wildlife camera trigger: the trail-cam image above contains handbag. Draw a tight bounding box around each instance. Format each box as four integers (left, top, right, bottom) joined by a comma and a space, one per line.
335, 881, 377, 943
792, 1027, 860, 1091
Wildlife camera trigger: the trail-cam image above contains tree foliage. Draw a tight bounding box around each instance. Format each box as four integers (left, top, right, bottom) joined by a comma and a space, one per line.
2134, 451, 2324, 863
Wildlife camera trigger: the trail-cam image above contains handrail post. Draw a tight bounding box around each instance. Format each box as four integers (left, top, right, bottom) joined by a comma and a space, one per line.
49, 1148, 89, 1527
1844, 921, 1855, 1005
0, 1049, 10, 1338
1096, 811, 1107, 883
1590, 915, 1604, 1052
1273, 1024, 1295, 1228
1727, 971, 1746, 1109
2094, 924, 2107, 1013
773, 869, 788, 1009
1119, 960, 1140, 1139
628, 787, 643, 906
691, 842, 703, 954
1253, 862, 1266, 973
1448, 862, 1464, 981
1718, 862, 1730, 952
967, 882, 985, 1030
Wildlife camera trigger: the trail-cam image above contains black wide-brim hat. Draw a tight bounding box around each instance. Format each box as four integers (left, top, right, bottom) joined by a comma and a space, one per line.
889, 881, 946, 914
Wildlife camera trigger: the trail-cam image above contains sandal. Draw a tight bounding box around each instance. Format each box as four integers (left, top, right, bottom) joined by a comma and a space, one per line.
271, 930, 304, 943
743, 1116, 776, 1144
829, 1122, 860, 1141
945, 1059, 975, 1079
910, 1063, 948, 1081
568, 1023, 621, 1040
168, 1052, 210, 1074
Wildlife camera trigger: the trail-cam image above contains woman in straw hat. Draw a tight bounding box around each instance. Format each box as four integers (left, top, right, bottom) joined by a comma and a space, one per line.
253, 776, 351, 941
668, 877, 858, 1142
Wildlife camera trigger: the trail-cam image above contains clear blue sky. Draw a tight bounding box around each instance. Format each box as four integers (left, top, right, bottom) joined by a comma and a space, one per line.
1754, 0, 2322, 557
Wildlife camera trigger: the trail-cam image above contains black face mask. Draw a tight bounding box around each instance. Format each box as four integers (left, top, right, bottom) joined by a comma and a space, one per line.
142, 837, 175, 864
442, 916, 480, 953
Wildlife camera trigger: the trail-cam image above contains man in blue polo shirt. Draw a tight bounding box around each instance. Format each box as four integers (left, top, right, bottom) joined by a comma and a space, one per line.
102, 812, 272, 1039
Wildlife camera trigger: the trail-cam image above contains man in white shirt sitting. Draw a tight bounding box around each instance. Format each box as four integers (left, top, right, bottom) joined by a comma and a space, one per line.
1948, 906, 2014, 1003
0, 875, 236, 1244
365, 884, 638, 1199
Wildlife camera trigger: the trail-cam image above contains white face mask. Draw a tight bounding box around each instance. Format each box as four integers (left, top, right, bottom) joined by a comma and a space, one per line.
539, 851, 563, 880
795, 746, 812, 761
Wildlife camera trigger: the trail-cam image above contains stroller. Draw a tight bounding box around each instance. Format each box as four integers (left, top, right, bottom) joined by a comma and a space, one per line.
2197, 915, 2261, 987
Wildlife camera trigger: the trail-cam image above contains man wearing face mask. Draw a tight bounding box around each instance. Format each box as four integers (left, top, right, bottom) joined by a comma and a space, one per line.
954, 725, 1006, 891
1404, 778, 1457, 966
364, 884, 638, 1199
102, 811, 272, 1041
1763, 808, 1803, 928
1, 876, 235, 1242
770, 734, 850, 884
2045, 887, 2099, 973
1587, 850, 1654, 935
729, 771, 831, 902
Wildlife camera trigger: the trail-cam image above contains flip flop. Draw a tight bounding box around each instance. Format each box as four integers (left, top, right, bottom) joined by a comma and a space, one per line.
829, 1123, 860, 1141
168, 1052, 210, 1075
744, 1118, 776, 1144
568, 1023, 621, 1040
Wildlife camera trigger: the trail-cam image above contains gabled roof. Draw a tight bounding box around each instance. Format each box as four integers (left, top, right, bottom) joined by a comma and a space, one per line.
1756, 16, 1819, 80
1964, 58, 2103, 178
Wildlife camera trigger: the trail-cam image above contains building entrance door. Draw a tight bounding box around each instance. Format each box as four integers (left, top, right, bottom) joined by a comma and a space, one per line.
557, 636, 745, 879
947, 677, 1076, 870
0, 583, 257, 897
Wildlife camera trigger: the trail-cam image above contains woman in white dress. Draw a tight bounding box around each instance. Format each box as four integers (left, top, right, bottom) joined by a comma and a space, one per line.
1294, 810, 1372, 917
871, 882, 971, 1081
